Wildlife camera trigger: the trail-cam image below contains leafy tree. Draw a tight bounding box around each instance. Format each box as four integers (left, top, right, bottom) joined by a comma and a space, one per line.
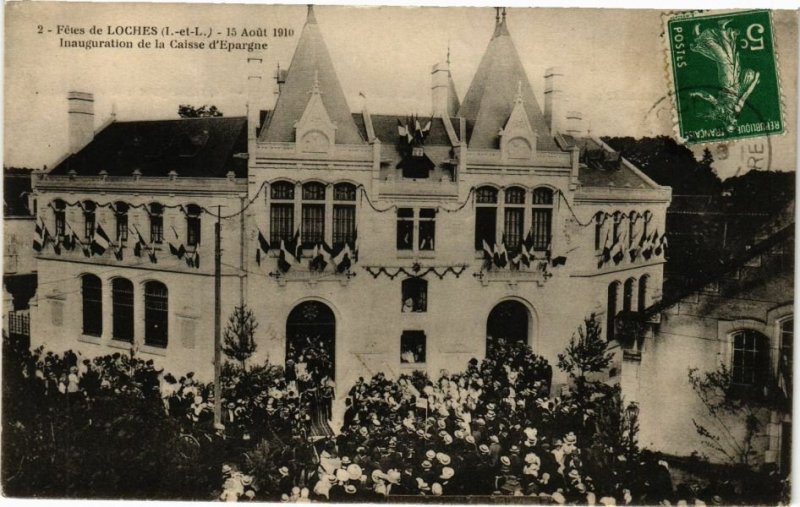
558, 313, 614, 381
222, 306, 258, 370
688, 364, 780, 467
178, 104, 223, 118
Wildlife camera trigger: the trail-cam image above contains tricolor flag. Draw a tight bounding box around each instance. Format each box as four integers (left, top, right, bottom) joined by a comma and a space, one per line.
601, 227, 612, 264
278, 239, 296, 272
551, 256, 567, 267
32, 216, 46, 252
168, 226, 186, 260
397, 119, 408, 138
352, 230, 359, 263
91, 224, 111, 256
482, 240, 494, 270
256, 230, 270, 266
494, 238, 508, 269
334, 243, 352, 273
309, 243, 328, 272
185, 249, 200, 269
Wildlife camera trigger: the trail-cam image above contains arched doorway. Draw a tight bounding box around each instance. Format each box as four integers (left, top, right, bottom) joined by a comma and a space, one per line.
486, 300, 530, 353
286, 301, 336, 381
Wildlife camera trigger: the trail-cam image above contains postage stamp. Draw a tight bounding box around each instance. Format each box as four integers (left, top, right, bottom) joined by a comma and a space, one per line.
665, 10, 784, 144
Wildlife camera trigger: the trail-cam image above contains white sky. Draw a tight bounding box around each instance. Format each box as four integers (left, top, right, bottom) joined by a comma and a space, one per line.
4, 3, 797, 178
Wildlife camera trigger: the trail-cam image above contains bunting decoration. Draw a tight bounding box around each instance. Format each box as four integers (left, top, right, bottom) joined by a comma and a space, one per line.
364, 264, 468, 280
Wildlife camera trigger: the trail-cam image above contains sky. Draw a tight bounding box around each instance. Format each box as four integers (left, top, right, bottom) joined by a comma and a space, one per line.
4, 3, 797, 178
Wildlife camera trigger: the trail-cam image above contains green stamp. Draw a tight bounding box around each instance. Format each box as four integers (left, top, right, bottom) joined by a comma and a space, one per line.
666, 10, 783, 144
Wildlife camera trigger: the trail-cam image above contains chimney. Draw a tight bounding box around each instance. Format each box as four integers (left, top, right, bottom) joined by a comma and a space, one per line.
67, 91, 94, 154
247, 56, 264, 140
565, 110, 583, 137
431, 54, 459, 118
543, 67, 565, 135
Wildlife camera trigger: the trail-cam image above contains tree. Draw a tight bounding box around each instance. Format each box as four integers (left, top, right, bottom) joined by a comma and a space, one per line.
222, 306, 258, 370
558, 313, 614, 382
688, 364, 780, 467
178, 104, 223, 118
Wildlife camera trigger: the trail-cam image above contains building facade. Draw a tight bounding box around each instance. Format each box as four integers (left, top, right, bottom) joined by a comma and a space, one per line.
30, 7, 671, 424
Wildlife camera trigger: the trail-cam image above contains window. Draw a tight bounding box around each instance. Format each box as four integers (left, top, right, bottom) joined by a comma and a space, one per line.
144, 281, 168, 348
397, 208, 414, 250
301, 182, 326, 248
638, 275, 649, 312
400, 330, 426, 364
594, 212, 604, 251
81, 274, 102, 337
504, 187, 525, 251
112, 278, 134, 343
419, 209, 435, 251
475, 186, 498, 250
401, 278, 427, 312
83, 201, 96, 241
270, 181, 295, 246
397, 208, 435, 252
607, 281, 620, 342
333, 183, 356, 250
731, 330, 770, 388
186, 204, 202, 247
623, 278, 635, 312
149, 203, 164, 244
114, 202, 129, 243
53, 200, 66, 238
531, 188, 553, 251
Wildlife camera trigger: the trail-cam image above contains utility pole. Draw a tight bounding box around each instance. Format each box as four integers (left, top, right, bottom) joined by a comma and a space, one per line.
213, 205, 223, 428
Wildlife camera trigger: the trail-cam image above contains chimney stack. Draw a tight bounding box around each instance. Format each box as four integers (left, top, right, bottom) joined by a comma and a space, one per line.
67, 91, 94, 154
565, 110, 584, 137
247, 56, 264, 140
431, 56, 459, 118
543, 67, 565, 135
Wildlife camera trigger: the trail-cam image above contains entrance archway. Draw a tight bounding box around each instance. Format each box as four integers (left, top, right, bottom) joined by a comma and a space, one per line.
286, 301, 336, 381
486, 300, 531, 353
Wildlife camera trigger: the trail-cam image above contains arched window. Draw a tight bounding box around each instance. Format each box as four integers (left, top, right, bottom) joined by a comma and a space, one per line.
53, 199, 66, 239
144, 281, 168, 347
731, 330, 770, 388
83, 201, 96, 241
114, 202, 129, 243
531, 187, 554, 252
270, 181, 295, 246
301, 182, 326, 248
623, 278, 636, 312
607, 281, 620, 342
185, 204, 202, 247
474, 186, 498, 250
504, 187, 525, 251
401, 277, 427, 312
111, 278, 134, 342
333, 183, 357, 250
81, 274, 102, 337
638, 275, 649, 312
149, 203, 164, 244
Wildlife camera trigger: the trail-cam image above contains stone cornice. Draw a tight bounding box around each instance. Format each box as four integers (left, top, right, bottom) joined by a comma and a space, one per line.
33, 174, 248, 197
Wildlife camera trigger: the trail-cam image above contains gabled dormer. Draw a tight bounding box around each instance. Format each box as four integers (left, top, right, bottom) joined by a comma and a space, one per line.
499, 82, 536, 161
294, 71, 337, 153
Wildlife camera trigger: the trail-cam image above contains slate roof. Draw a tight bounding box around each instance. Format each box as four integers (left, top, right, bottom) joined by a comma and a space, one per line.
259, 5, 363, 145
558, 136, 659, 189
458, 18, 556, 151
353, 114, 458, 146
49, 117, 248, 178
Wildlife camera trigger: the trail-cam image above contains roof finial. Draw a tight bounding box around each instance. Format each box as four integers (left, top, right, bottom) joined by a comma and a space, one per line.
446, 41, 451, 66
502, 7, 507, 23
514, 80, 523, 104
495, 7, 501, 24
310, 69, 321, 95
307, 4, 317, 24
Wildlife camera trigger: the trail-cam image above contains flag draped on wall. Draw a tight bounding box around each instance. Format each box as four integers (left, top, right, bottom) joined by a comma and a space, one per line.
32, 216, 47, 252
91, 224, 111, 256
256, 230, 270, 266
168, 226, 186, 260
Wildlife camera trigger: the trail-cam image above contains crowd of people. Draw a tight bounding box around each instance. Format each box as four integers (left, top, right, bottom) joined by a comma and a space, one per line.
4, 334, 790, 504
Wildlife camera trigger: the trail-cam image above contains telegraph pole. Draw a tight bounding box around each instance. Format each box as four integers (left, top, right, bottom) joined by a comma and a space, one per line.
213, 205, 223, 428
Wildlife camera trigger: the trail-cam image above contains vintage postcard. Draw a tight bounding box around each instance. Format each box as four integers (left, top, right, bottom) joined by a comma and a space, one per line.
2, 2, 796, 505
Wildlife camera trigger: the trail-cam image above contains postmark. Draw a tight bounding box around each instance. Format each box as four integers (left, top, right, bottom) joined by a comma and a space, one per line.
665, 10, 784, 144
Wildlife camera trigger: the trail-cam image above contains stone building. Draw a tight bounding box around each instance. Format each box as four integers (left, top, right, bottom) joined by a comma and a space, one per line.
30, 7, 671, 424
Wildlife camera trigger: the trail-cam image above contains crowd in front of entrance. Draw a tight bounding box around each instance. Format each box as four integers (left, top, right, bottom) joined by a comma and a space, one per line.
3, 332, 789, 504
